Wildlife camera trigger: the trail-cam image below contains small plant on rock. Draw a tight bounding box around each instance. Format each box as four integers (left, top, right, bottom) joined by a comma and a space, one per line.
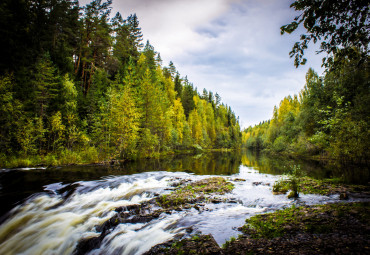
273, 165, 302, 198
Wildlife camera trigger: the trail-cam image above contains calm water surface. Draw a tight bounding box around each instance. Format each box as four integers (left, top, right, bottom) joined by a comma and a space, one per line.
0, 150, 368, 254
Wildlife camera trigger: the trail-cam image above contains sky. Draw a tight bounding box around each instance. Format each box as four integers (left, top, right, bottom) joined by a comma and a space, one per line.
81, 0, 325, 128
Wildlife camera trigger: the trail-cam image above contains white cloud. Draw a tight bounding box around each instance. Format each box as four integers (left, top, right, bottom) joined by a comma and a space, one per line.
79, 0, 325, 128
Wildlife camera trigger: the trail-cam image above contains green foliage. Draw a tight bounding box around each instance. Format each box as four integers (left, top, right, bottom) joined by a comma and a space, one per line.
242, 206, 305, 238
243, 59, 369, 163
242, 203, 370, 239
0, 75, 23, 154
272, 166, 302, 198
0, 0, 241, 166
272, 178, 289, 194
32, 53, 60, 119
222, 236, 236, 249
157, 177, 234, 208
272, 136, 288, 153
281, 0, 369, 68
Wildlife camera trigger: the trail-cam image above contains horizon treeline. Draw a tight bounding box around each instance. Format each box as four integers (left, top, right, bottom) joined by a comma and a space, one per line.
0, 0, 241, 166
242, 56, 369, 163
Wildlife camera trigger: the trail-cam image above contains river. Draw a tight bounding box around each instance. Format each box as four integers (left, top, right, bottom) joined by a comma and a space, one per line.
0, 150, 368, 254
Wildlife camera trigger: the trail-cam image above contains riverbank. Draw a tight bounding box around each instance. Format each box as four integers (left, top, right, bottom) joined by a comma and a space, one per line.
259, 147, 370, 167
146, 202, 370, 254
1, 162, 369, 254
74, 176, 237, 254
71, 175, 370, 255
143, 175, 370, 254
0, 147, 236, 169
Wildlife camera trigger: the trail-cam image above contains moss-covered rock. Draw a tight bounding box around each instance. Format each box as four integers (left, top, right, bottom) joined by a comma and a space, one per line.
146, 202, 370, 254
157, 177, 234, 209
223, 202, 370, 254
144, 234, 222, 255
273, 176, 370, 197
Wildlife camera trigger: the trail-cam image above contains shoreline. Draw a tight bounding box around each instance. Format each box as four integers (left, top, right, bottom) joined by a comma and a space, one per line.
72, 176, 370, 254
146, 202, 369, 255
0, 148, 237, 169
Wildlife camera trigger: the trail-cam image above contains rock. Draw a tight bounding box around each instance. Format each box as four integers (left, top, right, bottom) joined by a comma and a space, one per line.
144, 234, 223, 255
339, 192, 349, 200
253, 182, 263, 186
209, 198, 223, 204
74, 236, 102, 255
232, 178, 246, 182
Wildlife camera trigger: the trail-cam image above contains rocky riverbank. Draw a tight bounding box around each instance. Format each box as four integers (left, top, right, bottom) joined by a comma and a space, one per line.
73, 177, 236, 254
73, 176, 370, 255
145, 202, 370, 254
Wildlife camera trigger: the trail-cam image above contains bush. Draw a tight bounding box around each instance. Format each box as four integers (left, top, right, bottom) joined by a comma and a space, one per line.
272, 136, 288, 152
58, 149, 81, 165
191, 144, 203, 154
80, 146, 99, 163
272, 178, 289, 194
273, 166, 302, 198
44, 154, 58, 166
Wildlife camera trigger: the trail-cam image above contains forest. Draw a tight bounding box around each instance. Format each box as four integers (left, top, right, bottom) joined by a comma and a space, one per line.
243, 57, 369, 162
243, 59, 369, 162
0, 0, 241, 167
242, 0, 369, 163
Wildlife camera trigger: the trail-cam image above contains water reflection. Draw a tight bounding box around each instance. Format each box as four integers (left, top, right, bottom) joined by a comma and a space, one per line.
0, 150, 368, 218
241, 149, 369, 185
119, 152, 242, 176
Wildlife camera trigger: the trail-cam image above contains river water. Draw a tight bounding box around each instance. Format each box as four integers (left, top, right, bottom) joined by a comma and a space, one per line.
0, 151, 368, 254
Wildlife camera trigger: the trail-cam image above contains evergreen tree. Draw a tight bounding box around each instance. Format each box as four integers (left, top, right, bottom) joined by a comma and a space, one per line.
32, 54, 59, 121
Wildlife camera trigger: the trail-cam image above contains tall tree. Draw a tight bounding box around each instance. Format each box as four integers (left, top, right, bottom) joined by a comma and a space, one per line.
33, 54, 59, 121
0, 75, 23, 154
174, 72, 182, 98
75, 0, 112, 96
182, 78, 195, 117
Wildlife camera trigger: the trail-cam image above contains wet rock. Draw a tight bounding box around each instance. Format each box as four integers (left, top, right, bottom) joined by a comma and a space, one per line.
226, 202, 370, 254
157, 177, 234, 209
232, 178, 246, 182
194, 205, 201, 211
120, 211, 162, 224
209, 198, 223, 204
74, 236, 102, 255
74, 201, 165, 255
144, 234, 223, 255
253, 182, 263, 186
228, 199, 239, 204
339, 192, 349, 200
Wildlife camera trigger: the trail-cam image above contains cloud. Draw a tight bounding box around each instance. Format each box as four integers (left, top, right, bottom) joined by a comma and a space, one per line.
79, 0, 325, 128
109, 0, 240, 59
165, 0, 325, 127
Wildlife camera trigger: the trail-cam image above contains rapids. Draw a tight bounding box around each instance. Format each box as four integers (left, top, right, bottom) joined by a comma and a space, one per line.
0, 151, 368, 254
0, 167, 345, 255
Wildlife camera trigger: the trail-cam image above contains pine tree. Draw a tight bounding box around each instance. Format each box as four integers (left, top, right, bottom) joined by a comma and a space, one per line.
33, 54, 59, 121
0, 75, 23, 154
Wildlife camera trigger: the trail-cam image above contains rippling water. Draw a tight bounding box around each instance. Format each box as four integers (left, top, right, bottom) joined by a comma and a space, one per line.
0, 151, 368, 254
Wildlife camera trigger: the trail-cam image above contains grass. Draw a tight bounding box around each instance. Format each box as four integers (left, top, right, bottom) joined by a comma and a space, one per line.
272, 178, 289, 194
222, 236, 236, 249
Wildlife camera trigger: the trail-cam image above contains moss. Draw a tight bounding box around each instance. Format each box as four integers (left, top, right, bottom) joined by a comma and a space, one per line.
273, 176, 369, 197
157, 177, 234, 208
222, 236, 236, 249
145, 234, 221, 255
241, 205, 305, 238
241, 202, 370, 239
272, 178, 289, 194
